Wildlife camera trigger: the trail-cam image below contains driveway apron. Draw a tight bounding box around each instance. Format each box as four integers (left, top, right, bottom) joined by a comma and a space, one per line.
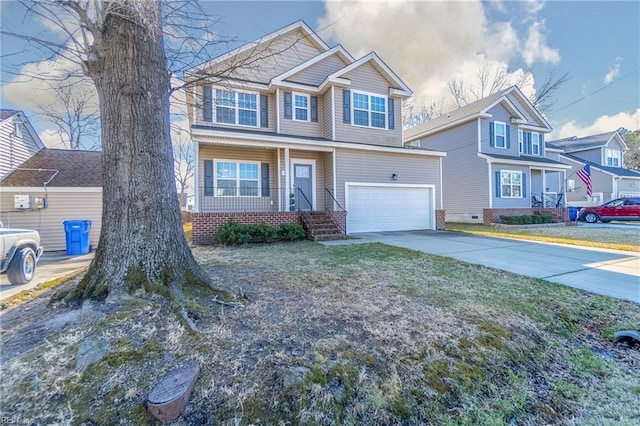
323, 230, 640, 304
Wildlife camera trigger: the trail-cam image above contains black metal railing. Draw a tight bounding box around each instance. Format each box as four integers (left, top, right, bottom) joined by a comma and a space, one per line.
324, 188, 347, 233
199, 187, 289, 212
294, 186, 313, 227
532, 192, 565, 208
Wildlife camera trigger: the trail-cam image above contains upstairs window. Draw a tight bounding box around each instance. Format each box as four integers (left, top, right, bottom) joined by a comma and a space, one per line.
214, 89, 258, 127
352, 91, 386, 129
518, 129, 524, 153
531, 132, 541, 155
294, 93, 309, 121
493, 122, 506, 148
605, 149, 620, 166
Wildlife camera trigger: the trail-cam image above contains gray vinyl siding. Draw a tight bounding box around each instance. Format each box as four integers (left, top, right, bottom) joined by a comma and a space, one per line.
203, 30, 323, 84
573, 148, 603, 165
491, 164, 530, 208
287, 54, 348, 86
334, 149, 441, 209
0, 190, 102, 252
322, 90, 333, 139
198, 145, 278, 191
419, 121, 488, 214
322, 152, 334, 196
481, 104, 519, 156
0, 120, 43, 178
506, 92, 545, 127
618, 178, 640, 196
279, 92, 324, 138
334, 63, 403, 147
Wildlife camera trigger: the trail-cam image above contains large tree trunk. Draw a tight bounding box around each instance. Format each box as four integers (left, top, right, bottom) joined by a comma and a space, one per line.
75, 1, 208, 299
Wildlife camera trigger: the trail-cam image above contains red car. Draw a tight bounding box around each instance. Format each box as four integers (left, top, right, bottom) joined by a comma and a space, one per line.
578, 197, 640, 223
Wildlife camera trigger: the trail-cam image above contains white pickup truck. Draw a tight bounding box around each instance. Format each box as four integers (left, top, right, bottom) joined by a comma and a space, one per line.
0, 222, 43, 285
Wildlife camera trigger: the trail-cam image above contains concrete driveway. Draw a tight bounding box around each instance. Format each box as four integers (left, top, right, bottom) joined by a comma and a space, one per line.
324, 231, 640, 304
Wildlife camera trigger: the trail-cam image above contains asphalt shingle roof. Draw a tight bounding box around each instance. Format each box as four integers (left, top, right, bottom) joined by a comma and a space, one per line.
482, 152, 568, 167
0, 109, 20, 121
560, 152, 640, 178
0, 149, 102, 187
547, 131, 618, 152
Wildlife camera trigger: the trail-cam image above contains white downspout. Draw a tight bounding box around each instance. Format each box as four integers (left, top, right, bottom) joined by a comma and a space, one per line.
194, 139, 200, 213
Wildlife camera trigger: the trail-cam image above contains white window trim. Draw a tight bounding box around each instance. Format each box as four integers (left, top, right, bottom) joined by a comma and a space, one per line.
351, 90, 387, 130
292, 92, 310, 122
213, 159, 261, 197
213, 88, 260, 128
500, 169, 523, 199
531, 132, 541, 155
605, 148, 620, 167
494, 121, 507, 149
518, 129, 524, 154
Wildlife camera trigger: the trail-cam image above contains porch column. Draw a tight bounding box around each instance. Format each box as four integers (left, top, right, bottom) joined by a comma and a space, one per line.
284, 147, 290, 210
194, 139, 199, 213
277, 148, 282, 212
542, 170, 547, 205
332, 148, 337, 210
562, 170, 567, 207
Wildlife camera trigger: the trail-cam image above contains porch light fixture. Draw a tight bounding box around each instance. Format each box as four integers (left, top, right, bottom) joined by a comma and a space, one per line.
391, 173, 398, 180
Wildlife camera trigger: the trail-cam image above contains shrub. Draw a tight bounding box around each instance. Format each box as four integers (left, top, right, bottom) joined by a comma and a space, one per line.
247, 223, 277, 243
499, 215, 553, 225
215, 219, 251, 245
278, 223, 306, 241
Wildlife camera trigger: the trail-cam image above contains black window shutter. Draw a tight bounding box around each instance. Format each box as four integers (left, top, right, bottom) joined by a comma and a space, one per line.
261, 163, 270, 196
343, 89, 351, 123
203, 86, 213, 122
310, 96, 318, 122
506, 125, 511, 149
495, 171, 501, 197
527, 132, 532, 154
388, 98, 395, 129
204, 160, 214, 196
284, 92, 292, 119
260, 94, 268, 128
522, 172, 527, 198
489, 122, 495, 147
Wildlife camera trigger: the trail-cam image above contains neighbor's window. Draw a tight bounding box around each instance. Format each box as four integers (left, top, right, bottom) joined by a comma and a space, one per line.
293, 93, 309, 121
500, 170, 522, 198
494, 121, 506, 148
214, 89, 258, 127
215, 161, 259, 196
531, 132, 541, 155
605, 149, 620, 167
353, 91, 386, 129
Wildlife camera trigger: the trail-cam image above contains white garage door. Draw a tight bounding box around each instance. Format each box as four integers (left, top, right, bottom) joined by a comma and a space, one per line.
346, 184, 433, 233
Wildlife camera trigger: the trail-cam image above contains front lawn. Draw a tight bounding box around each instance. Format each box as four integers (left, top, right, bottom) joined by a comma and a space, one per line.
1, 242, 638, 425
447, 222, 640, 252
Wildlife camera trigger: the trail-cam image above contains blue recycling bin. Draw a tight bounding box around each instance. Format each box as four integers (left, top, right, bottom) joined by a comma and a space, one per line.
568, 206, 579, 221
63, 220, 92, 255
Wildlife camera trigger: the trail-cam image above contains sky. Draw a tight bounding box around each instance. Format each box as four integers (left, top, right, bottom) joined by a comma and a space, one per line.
1, 0, 639, 149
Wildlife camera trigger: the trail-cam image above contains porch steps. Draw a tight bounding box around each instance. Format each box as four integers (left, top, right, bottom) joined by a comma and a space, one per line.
302, 212, 344, 242
533, 208, 567, 223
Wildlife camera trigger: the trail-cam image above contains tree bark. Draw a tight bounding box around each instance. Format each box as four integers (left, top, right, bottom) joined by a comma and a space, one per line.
75, 1, 208, 299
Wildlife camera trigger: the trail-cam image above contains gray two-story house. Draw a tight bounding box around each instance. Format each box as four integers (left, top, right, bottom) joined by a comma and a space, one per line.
186, 21, 446, 243
0, 109, 45, 179
403, 86, 571, 224
548, 131, 640, 206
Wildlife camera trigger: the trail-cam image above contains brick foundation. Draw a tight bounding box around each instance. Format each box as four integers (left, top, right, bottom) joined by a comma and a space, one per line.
192, 212, 302, 245
483, 208, 569, 225
435, 209, 446, 230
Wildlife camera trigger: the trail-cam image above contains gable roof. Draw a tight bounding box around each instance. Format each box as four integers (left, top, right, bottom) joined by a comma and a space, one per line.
403, 86, 551, 142
0, 149, 102, 187
547, 131, 627, 153
0, 109, 46, 151
560, 152, 640, 178
273, 44, 355, 83
189, 20, 330, 75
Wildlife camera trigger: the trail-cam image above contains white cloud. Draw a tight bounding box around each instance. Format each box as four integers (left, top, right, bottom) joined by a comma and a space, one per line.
38, 128, 68, 149
522, 20, 560, 66
603, 58, 622, 84
552, 108, 640, 139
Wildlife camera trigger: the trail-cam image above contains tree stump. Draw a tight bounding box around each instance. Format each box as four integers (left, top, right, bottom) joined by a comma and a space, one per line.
147, 361, 200, 423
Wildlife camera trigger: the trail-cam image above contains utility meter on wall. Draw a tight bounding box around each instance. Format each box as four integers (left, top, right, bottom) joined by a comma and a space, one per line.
14, 195, 31, 209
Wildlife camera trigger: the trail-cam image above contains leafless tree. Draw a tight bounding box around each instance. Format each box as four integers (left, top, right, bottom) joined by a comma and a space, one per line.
402, 98, 443, 129
1, 0, 313, 308
172, 129, 194, 209
529, 67, 571, 112
37, 82, 100, 150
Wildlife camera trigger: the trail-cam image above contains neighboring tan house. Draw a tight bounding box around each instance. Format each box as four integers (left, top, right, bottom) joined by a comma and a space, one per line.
0, 109, 45, 179
0, 149, 102, 252
548, 131, 640, 206
185, 20, 446, 243
403, 86, 571, 224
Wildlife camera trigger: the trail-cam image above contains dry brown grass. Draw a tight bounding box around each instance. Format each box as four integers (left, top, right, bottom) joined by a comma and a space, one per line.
447, 222, 640, 252
1, 242, 638, 425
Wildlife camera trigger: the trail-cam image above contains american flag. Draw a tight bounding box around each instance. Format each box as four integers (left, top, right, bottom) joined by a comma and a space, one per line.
576, 163, 592, 196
